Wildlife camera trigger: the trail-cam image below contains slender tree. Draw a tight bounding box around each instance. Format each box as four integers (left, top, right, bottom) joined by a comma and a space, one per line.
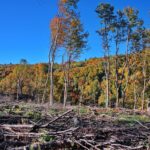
96, 3, 115, 108
112, 10, 126, 108
49, 11, 66, 106
121, 7, 141, 107
60, 0, 88, 107
129, 15, 145, 110
142, 30, 150, 110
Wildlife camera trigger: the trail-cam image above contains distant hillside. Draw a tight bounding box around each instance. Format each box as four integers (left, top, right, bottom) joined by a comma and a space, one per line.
0, 50, 149, 109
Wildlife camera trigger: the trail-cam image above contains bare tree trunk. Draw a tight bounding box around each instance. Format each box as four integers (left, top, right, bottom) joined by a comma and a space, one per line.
49, 17, 62, 106
63, 52, 72, 108
142, 78, 146, 110
62, 54, 67, 108
122, 32, 129, 108
63, 79, 67, 108
106, 72, 109, 108
79, 92, 83, 107
105, 57, 110, 108
115, 41, 119, 108
116, 86, 119, 107
41, 73, 49, 104
17, 80, 19, 101
50, 61, 54, 106
142, 52, 146, 110
133, 82, 137, 111
17, 79, 22, 100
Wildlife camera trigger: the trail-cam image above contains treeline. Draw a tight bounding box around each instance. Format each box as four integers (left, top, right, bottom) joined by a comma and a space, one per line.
0, 0, 150, 110
0, 50, 149, 109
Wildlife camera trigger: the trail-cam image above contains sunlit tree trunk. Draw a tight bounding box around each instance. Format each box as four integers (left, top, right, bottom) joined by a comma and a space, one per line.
49, 18, 61, 106
104, 54, 110, 108
17, 79, 22, 100
133, 82, 137, 111
142, 52, 146, 110
122, 32, 129, 108
115, 40, 119, 108
50, 61, 54, 106
63, 79, 67, 108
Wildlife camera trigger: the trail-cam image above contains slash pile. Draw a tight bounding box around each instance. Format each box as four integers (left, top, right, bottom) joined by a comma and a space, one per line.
0, 103, 150, 149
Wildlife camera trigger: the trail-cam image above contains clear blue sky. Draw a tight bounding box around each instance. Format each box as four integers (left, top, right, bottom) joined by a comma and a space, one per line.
0, 0, 149, 64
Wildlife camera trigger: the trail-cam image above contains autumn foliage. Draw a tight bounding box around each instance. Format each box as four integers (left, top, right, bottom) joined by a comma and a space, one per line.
50, 17, 66, 47
0, 49, 149, 109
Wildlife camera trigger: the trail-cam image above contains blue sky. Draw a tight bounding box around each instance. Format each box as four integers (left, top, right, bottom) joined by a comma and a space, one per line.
0, 0, 149, 64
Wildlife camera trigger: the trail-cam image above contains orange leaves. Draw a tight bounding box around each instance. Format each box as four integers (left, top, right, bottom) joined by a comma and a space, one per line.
50, 17, 66, 47
35, 63, 46, 75
60, 0, 67, 4
59, 0, 67, 14
71, 20, 80, 28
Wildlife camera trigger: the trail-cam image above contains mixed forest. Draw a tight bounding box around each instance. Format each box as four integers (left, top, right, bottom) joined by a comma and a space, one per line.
0, 49, 150, 110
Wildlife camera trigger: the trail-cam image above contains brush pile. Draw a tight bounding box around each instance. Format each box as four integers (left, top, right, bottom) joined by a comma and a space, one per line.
0, 99, 150, 149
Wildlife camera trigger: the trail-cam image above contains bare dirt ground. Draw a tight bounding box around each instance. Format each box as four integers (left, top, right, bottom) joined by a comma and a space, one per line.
0, 95, 150, 150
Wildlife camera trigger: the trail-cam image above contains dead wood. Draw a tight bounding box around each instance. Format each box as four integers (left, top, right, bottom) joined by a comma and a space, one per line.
1, 104, 150, 150
0, 124, 33, 129
9, 140, 72, 150
30, 109, 73, 132
73, 139, 90, 150
111, 143, 144, 150
134, 119, 150, 130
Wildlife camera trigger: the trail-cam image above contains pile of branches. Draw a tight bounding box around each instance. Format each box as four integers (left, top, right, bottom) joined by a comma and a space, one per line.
0, 108, 150, 150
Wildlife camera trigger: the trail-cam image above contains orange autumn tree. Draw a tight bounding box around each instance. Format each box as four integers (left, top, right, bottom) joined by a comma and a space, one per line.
59, 0, 88, 107
50, 17, 66, 47
49, 7, 67, 106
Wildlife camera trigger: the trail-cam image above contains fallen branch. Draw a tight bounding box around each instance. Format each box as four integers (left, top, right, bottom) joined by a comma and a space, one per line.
80, 139, 99, 150
111, 143, 144, 150
134, 119, 150, 130
73, 139, 89, 150
0, 124, 33, 129
9, 140, 72, 150
30, 109, 73, 132
42, 109, 73, 127
48, 127, 79, 135
3, 132, 42, 139
2, 127, 79, 140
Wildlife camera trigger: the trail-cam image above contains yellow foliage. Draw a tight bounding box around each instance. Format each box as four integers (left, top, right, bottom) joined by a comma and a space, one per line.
135, 71, 142, 77
128, 8, 133, 14
71, 20, 80, 28
118, 68, 123, 74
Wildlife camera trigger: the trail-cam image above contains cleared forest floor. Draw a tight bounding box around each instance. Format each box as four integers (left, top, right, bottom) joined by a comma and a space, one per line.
0, 96, 150, 150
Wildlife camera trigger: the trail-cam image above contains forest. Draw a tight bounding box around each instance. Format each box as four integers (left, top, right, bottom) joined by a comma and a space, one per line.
0, 49, 150, 110
0, 0, 150, 149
